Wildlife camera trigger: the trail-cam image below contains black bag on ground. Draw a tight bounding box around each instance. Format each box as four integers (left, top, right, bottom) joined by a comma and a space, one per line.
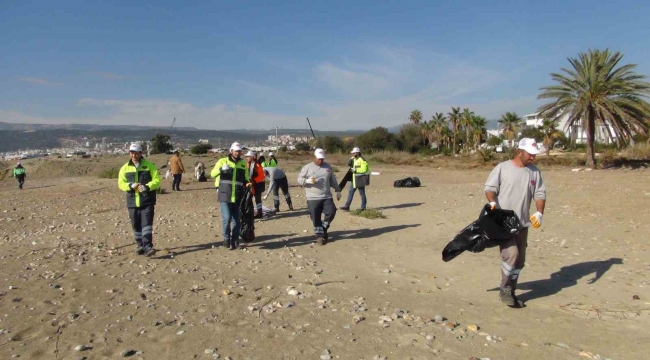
239, 187, 255, 243
198, 172, 207, 182
393, 177, 421, 188
338, 169, 353, 190
441, 204, 522, 262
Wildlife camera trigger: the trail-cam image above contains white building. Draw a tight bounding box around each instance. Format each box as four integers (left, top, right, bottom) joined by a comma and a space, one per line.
524, 112, 614, 144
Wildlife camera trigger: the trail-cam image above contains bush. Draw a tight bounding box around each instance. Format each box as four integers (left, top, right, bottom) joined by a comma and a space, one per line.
98, 167, 120, 179
313, 136, 346, 154
278, 145, 288, 153
295, 142, 311, 151
356, 126, 398, 151
397, 124, 424, 153
478, 149, 495, 162
622, 143, 650, 159
350, 209, 386, 219
487, 136, 503, 147
190, 143, 212, 155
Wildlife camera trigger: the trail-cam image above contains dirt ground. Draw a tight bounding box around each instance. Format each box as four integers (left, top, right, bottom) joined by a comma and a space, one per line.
0, 156, 648, 360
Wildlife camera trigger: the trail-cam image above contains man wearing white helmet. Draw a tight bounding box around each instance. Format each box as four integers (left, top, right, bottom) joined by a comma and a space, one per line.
484, 138, 546, 307
263, 152, 278, 167
340, 147, 370, 211
297, 148, 341, 245
211, 142, 252, 250
117, 143, 161, 256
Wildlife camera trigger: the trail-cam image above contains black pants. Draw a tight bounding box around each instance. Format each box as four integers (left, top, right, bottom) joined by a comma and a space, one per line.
307, 198, 336, 237
271, 176, 292, 210
128, 205, 155, 249
16, 175, 25, 189
253, 182, 265, 214
172, 174, 182, 190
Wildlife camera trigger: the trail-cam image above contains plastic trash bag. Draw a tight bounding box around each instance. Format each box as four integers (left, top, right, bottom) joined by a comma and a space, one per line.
239, 187, 255, 243
442, 204, 522, 262
393, 177, 421, 188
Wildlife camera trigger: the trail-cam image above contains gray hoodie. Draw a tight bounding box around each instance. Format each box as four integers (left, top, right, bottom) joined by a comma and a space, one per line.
297, 161, 341, 200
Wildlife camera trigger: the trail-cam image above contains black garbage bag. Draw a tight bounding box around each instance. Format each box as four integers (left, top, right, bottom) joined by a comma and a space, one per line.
239, 187, 255, 243
338, 169, 353, 190
393, 177, 421, 188
198, 171, 207, 182
442, 204, 522, 262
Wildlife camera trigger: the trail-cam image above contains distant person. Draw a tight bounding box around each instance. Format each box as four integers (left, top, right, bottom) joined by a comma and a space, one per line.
340, 147, 370, 211
297, 148, 341, 245
484, 138, 546, 308
13, 162, 26, 190
169, 150, 185, 191
117, 143, 161, 257
263, 166, 294, 212
263, 152, 278, 167
244, 151, 266, 218
195, 161, 207, 182
211, 142, 251, 250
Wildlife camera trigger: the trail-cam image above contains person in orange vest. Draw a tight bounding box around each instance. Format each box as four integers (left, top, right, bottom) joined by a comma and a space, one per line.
245, 151, 266, 218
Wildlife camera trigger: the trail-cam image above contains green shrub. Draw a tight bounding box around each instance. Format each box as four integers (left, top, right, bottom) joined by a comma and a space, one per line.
350, 209, 386, 219
478, 148, 495, 162
98, 167, 120, 179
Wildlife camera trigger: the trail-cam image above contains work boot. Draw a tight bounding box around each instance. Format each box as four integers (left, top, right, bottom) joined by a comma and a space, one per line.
323, 228, 329, 241
339, 206, 350, 211
135, 247, 145, 255
254, 212, 263, 219
144, 246, 157, 257
229, 241, 238, 251
288, 204, 294, 211
499, 289, 522, 308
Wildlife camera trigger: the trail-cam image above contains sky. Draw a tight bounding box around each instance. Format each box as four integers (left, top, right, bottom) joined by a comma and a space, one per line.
1, 0, 649, 131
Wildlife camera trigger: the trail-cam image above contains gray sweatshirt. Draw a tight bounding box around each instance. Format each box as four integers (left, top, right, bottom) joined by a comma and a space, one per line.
297, 162, 341, 200
263, 167, 287, 197
484, 160, 546, 227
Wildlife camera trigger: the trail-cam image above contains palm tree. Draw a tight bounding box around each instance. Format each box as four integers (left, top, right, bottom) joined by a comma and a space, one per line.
460, 108, 475, 152
471, 115, 487, 150
499, 112, 523, 146
447, 107, 461, 153
409, 109, 423, 125
419, 120, 430, 147
537, 49, 650, 168
538, 119, 563, 156
430, 112, 447, 148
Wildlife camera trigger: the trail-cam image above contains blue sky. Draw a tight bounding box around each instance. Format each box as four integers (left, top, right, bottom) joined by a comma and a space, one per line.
1, 0, 649, 130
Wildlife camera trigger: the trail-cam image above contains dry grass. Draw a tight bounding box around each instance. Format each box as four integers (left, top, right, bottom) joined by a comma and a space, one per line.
350, 209, 386, 219
621, 143, 650, 160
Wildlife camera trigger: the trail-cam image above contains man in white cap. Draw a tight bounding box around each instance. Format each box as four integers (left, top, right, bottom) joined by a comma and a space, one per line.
211, 142, 252, 250
117, 143, 161, 256
484, 138, 546, 307
13, 162, 27, 190
340, 147, 370, 211
297, 148, 341, 245
263, 152, 278, 167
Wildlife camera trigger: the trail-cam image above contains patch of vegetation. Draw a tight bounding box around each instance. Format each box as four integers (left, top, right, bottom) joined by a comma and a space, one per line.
621, 143, 650, 160
98, 167, 120, 179
156, 187, 167, 194
350, 209, 386, 219
190, 143, 212, 155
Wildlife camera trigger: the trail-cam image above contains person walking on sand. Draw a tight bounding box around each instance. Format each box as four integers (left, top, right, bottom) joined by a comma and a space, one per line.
169, 150, 185, 191
339, 147, 370, 211
263, 166, 294, 212
117, 143, 161, 256
211, 142, 252, 250
484, 138, 546, 307
297, 148, 341, 245
13, 162, 26, 190
245, 150, 266, 218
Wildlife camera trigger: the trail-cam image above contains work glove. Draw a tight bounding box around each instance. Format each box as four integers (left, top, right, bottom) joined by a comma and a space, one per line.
263, 194, 268, 200
309, 177, 316, 184
530, 212, 543, 229
336, 192, 341, 201
137, 184, 148, 193
130, 183, 139, 190
488, 202, 497, 210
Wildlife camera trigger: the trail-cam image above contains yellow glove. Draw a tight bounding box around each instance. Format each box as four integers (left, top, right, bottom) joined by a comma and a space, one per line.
530, 212, 543, 229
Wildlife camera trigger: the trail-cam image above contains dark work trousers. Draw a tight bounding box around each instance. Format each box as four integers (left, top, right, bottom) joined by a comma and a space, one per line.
499, 227, 529, 291
172, 174, 182, 190
16, 175, 25, 190
253, 182, 265, 215
307, 198, 337, 237
128, 205, 155, 249
271, 176, 293, 210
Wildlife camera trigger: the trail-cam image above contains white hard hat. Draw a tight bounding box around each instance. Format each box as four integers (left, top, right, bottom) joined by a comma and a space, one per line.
351, 147, 361, 154
244, 150, 255, 157
129, 143, 142, 152
268, 152, 274, 156
230, 142, 243, 151
518, 138, 541, 155
314, 148, 325, 159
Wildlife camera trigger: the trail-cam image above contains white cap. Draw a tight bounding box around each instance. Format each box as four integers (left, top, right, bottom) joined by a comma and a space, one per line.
351, 147, 361, 154
268, 152, 274, 156
518, 138, 540, 155
230, 142, 243, 151
16, 162, 21, 166
314, 148, 325, 159
244, 150, 255, 157
129, 143, 142, 152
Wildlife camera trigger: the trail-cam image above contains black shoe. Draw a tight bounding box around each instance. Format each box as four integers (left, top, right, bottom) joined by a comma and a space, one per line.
274, 208, 280, 213
135, 247, 145, 255
288, 205, 294, 211
323, 228, 329, 241
229, 242, 238, 250
339, 206, 350, 211
316, 236, 327, 246
144, 247, 157, 257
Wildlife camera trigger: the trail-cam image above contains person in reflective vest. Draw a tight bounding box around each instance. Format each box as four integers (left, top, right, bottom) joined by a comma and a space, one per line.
13, 162, 26, 190
340, 147, 369, 211
117, 143, 161, 257
263, 152, 278, 167
245, 150, 266, 218
211, 142, 252, 250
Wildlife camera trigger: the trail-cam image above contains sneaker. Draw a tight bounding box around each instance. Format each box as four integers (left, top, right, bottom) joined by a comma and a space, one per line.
499, 289, 522, 307
316, 236, 326, 246
339, 206, 350, 211
135, 247, 145, 255
144, 247, 157, 257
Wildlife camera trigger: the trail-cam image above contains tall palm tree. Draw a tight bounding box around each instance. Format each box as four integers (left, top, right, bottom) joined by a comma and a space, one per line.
537, 49, 650, 168
471, 115, 487, 150
409, 109, 423, 125
447, 107, 461, 153
430, 112, 447, 148
538, 119, 563, 156
460, 108, 475, 152
499, 112, 523, 146
419, 120, 430, 147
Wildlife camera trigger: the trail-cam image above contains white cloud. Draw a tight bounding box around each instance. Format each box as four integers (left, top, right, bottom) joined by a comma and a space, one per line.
22, 77, 56, 85
316, 62, 392, 99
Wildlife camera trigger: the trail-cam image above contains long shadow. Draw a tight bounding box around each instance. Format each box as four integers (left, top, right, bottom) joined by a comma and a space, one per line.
250, 233, 297, 244
507, 258, 623, 303
374, 203, 424, 210
170, 187, 214, 192
24, 184, 58, 190
267, 208, 310, 220
153, 241, 222, 259
253, 224, 421, 250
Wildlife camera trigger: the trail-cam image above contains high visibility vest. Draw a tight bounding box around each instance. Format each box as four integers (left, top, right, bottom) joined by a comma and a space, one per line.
117, 158, 161, 208
211, 156, 249, 203
351, 156, 370, 188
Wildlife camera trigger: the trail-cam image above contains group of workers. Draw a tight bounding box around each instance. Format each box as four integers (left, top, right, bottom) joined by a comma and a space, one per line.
115, 137, 546, 308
